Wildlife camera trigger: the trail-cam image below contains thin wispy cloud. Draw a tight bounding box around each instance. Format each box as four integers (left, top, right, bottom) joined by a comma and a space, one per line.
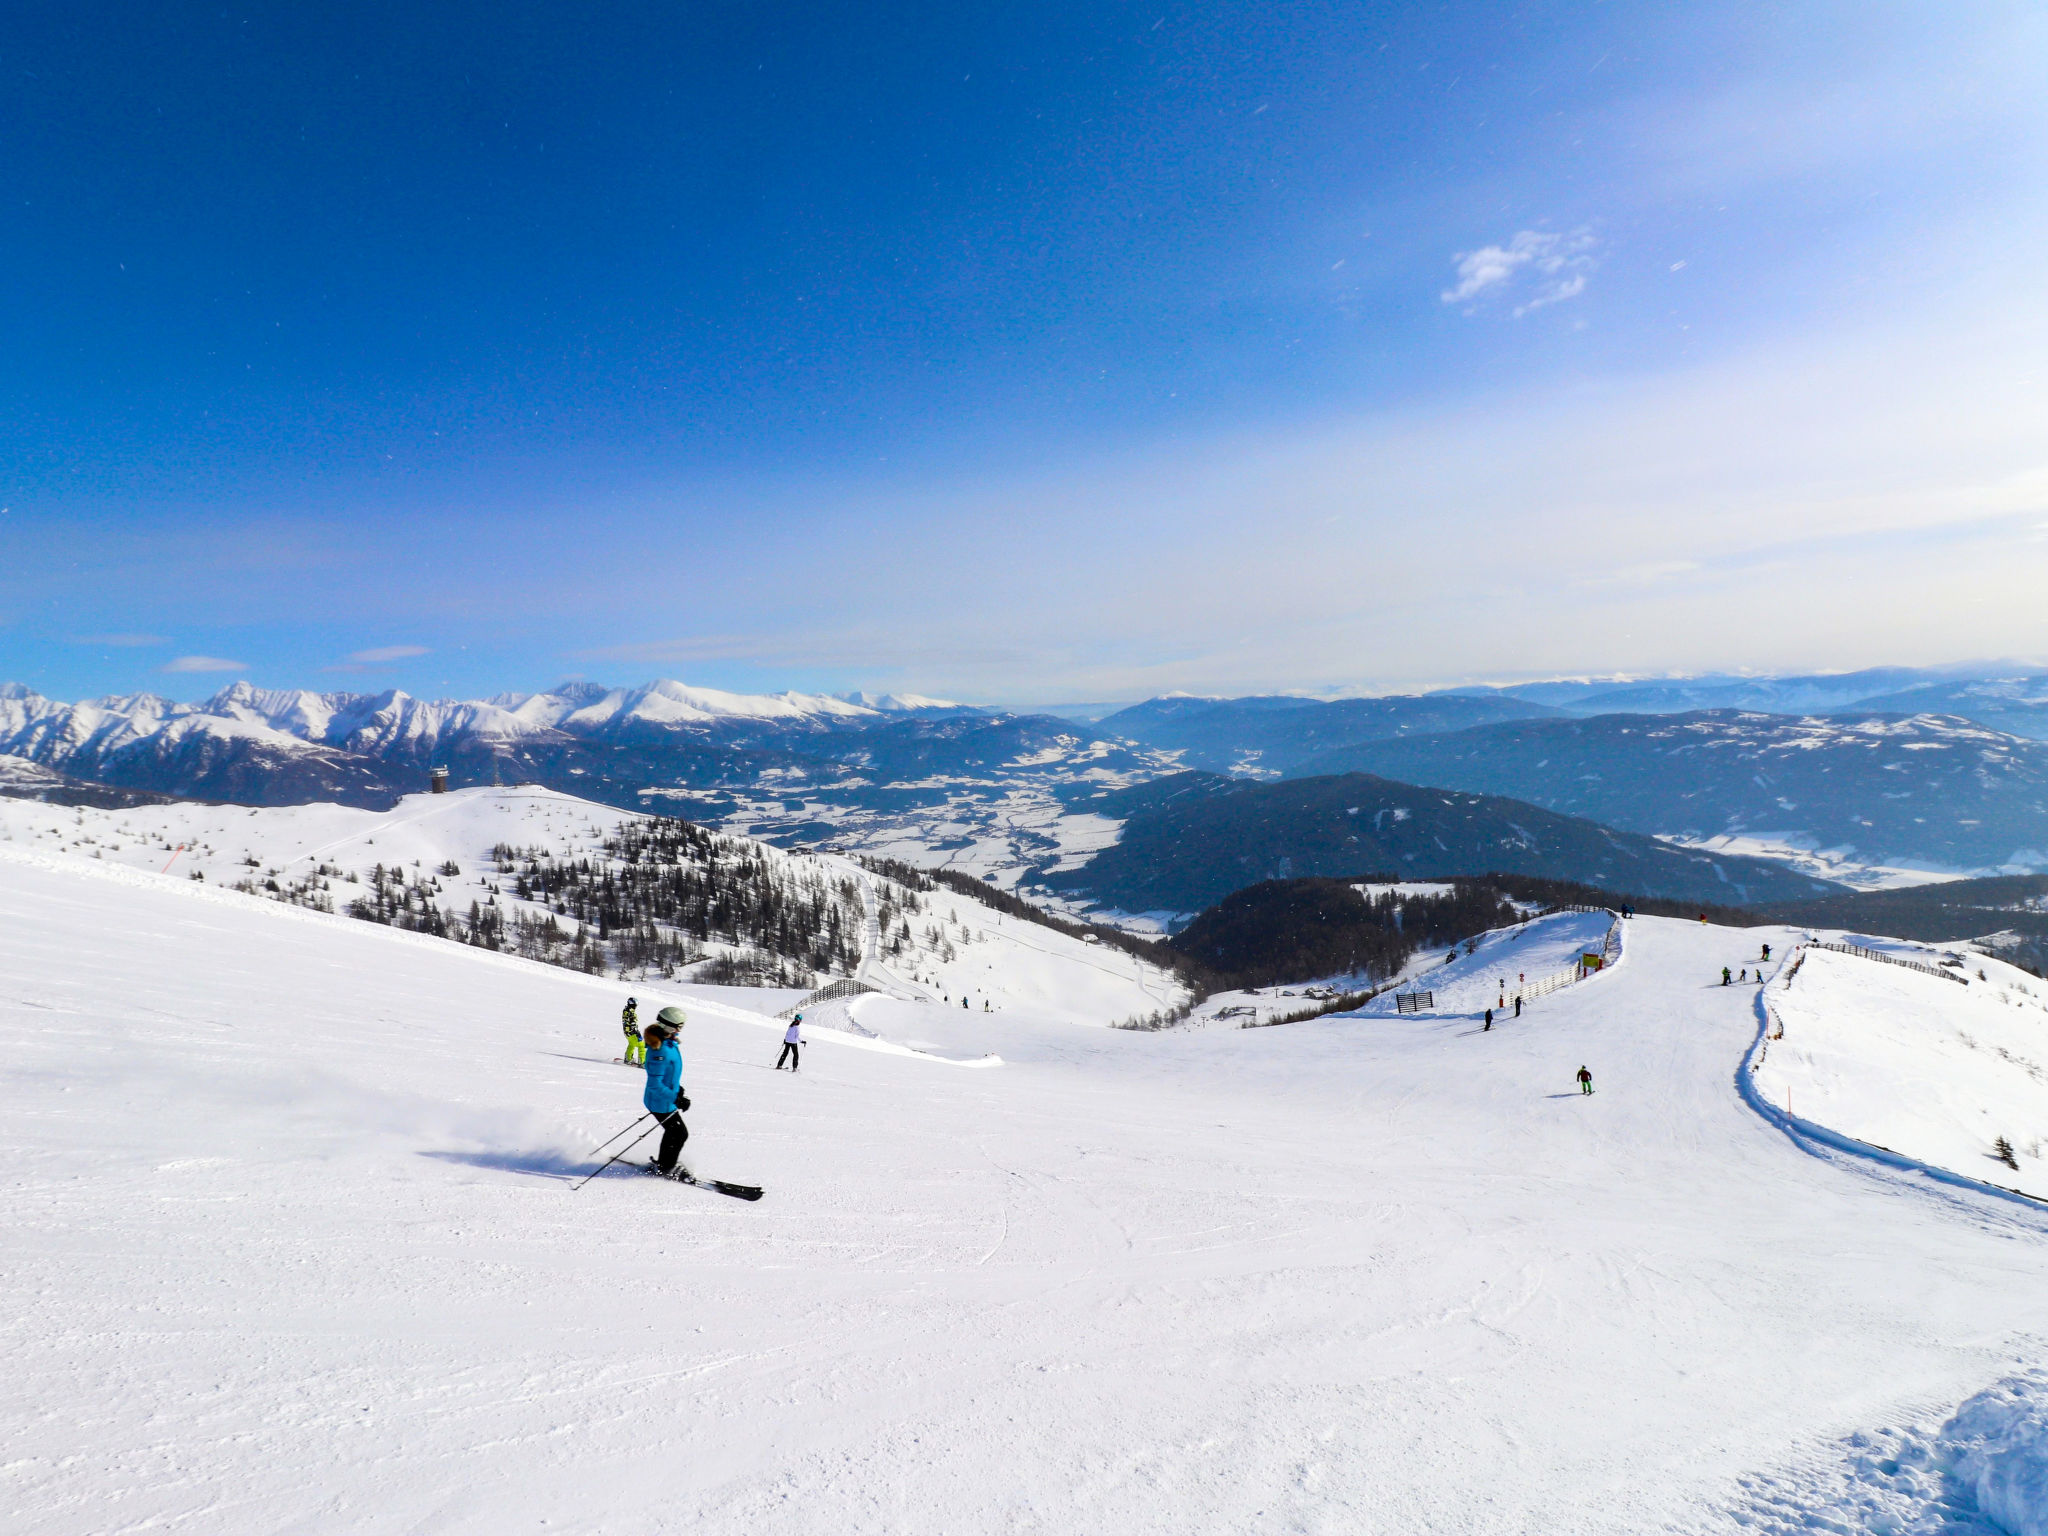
1442, 230, 1598, 315
73, 633, 167, 647
321, 643, 431, 674
162, 655, 247, 674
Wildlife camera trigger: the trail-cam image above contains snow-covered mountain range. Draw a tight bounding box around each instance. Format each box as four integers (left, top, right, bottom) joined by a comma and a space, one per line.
1452, 667, 2048, 736
12, 670, 2048, 902
0, 678, 984, 804
0, 678, 1173, 894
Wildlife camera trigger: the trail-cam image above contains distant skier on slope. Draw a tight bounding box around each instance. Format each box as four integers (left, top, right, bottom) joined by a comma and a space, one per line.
776, 1014, 803, 1072
642, 1010, 691, 1179
1577, 1066, 1594, 1095
621, 996, 644, 1067
1722, 967, 1732, 986
1484, 1007, 1493, 1031
1760, 943, 1771, 962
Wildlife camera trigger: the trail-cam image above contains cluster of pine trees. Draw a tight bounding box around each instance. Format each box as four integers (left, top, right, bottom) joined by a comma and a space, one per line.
1167, 878, 1522, 991
491, 817, 863, 983
329, 816, 862, 986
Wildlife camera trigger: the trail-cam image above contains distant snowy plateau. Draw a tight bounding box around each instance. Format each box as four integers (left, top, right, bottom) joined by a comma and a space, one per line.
7, 790, 2048, 1533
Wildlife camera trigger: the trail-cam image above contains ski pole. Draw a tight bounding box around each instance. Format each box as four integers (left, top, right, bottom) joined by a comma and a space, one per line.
585, 1112, 651, 1161
572, 1121, 662, 1191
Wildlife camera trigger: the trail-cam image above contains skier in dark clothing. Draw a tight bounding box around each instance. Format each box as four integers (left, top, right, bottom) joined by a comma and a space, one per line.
1722, 966, 1732, 986
1514, 995, 1522, 1018
1577, 1066, 1594, 1095
642, 1008, 691, 1178
1761, 943, 1771, 962
1484, 1007, 1493, 1031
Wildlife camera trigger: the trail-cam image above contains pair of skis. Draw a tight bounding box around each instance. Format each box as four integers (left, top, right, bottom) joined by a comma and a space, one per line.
642, 1161, 763, 1202
572, 1113, 763, 1200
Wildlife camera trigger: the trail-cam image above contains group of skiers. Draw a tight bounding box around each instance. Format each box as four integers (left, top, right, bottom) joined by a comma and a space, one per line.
607, 995, 806, 1180
621, 996, 805, 1075
1721, 943, 1773, 988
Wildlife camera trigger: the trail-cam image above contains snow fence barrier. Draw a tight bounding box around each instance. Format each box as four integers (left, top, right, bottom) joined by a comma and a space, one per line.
1506, 913, 1625, 1009
1808, 939, 1968, 986
776, 977, 877, 1020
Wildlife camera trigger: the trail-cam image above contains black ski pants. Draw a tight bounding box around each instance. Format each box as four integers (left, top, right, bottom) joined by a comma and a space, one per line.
776, 1042, 799, 1071
654, 1110, 689, 1172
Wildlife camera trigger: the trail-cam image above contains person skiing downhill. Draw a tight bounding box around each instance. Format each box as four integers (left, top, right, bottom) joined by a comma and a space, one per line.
1484, 1007, 1494, 1031
776, 1013, 803, 1072
1577, 1066, 1594, 1095
642, 1008, 691, 1178
621, 997, 644, 1068
1722, 967, 1732, 986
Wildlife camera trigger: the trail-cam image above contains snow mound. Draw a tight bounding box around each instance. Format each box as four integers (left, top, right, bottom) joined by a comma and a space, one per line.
1954, 1373, 2048, 1536
1734, 1372, 2048, 1535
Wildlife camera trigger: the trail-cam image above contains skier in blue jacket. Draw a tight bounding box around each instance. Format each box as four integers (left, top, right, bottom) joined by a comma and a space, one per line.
641, 1007, 690, 1178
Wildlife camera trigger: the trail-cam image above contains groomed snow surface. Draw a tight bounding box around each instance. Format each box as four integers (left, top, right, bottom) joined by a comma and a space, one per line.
7, 843, 2048, 1532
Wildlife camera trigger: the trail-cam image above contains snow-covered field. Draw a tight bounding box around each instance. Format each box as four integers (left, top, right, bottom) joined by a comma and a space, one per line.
1664, 830, 1981, 891
7, 842, 2048, 1532
1758, 941, 2048, 1200
0, 785, 1186, 1039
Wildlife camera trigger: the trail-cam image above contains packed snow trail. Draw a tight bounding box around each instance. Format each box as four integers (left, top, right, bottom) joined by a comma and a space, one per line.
5, 848, 2048, 1533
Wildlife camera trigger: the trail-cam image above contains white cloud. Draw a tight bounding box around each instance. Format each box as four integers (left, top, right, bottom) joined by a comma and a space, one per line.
161, 655, 247, 674
1442, 229, 1598, 313
320, 643, 432, 674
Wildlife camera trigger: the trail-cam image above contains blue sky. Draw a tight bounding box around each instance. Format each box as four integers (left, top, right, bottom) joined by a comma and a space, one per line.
5, 0, 2046, 705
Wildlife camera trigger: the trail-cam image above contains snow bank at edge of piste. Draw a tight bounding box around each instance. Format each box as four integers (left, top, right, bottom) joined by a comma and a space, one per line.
1950, 1372, 2048, 1536
1732, 1372, 2048, 1534
1739, 941, 2048, 1212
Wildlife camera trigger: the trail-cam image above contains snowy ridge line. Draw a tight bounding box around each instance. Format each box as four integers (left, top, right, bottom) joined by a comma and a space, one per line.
1739, 964, 2048, 1215
0, 842, 981, 1067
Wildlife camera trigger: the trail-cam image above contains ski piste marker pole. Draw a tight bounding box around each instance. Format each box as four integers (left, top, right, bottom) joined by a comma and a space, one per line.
572, 1121, 662, 1191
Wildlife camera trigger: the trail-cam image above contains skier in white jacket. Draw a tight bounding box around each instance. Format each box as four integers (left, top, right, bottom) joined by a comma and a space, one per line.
776, 1014, 803, 1073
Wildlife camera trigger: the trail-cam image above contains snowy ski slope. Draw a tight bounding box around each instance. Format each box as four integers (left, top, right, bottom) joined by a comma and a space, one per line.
6, 845, 2048, 1533
1756, 941, 2048, 1201
0, 784, 1185, 1037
